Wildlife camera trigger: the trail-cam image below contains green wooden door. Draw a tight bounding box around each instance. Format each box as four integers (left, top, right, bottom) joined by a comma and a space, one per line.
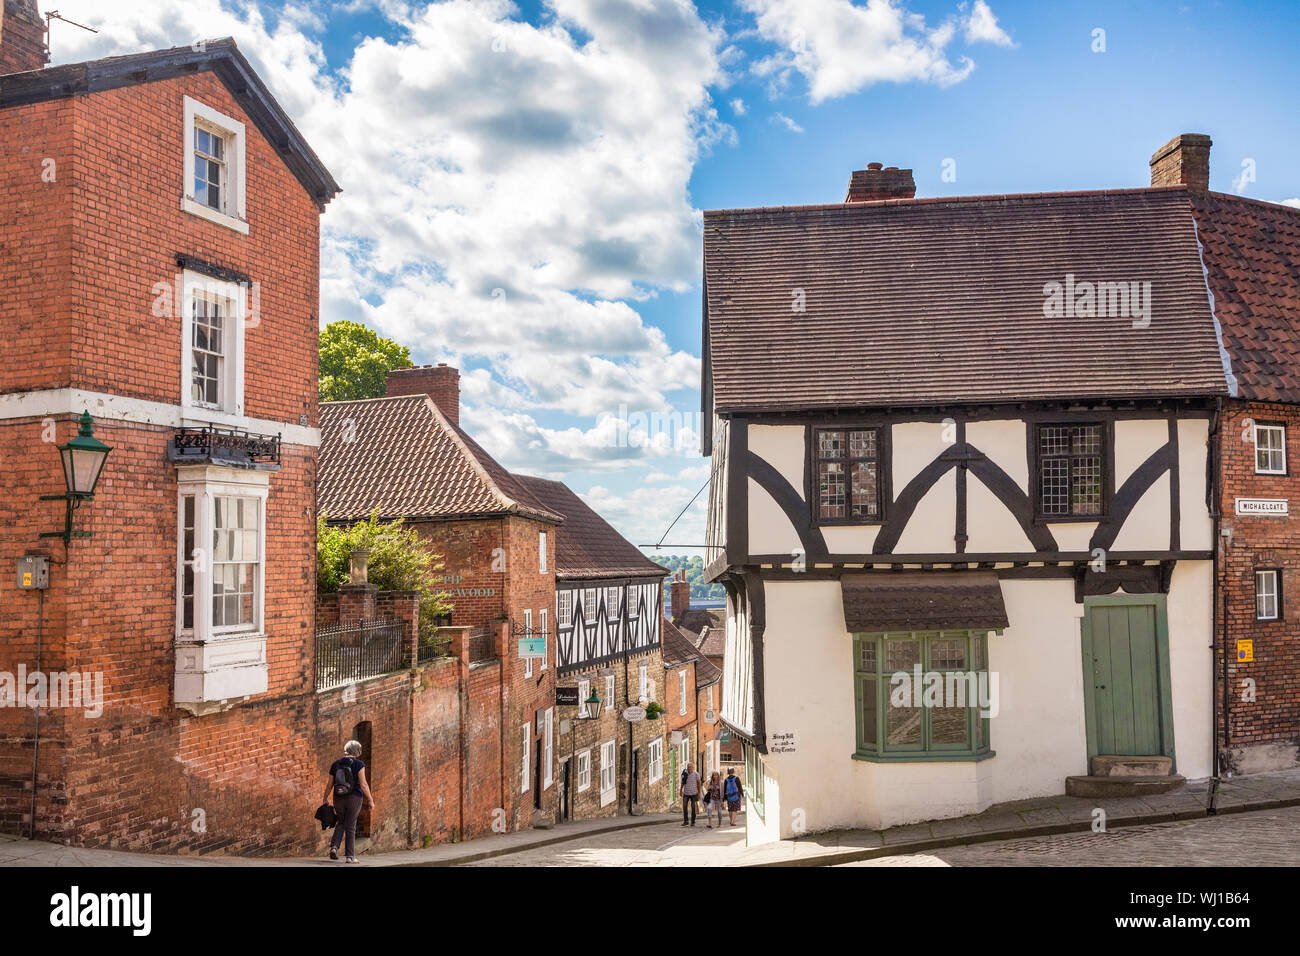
1086, 603, 1162, 755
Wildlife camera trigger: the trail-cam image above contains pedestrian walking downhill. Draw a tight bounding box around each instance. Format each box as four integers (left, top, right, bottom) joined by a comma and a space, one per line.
324, 740, 376, 863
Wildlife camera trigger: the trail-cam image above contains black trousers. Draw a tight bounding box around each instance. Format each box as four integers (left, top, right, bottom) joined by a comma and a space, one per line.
330, 793, 364, 857
682, 795, 698, 824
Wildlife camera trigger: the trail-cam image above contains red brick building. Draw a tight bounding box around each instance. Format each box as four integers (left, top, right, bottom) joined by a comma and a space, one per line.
510, 474, 671, 820
318, 365, 564, 832
1183, 153, 1300, 776
0, 22, 343, 851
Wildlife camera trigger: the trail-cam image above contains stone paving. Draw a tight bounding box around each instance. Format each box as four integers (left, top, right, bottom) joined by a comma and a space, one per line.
2, 767, 1297, 866
841, 806, 1300, 867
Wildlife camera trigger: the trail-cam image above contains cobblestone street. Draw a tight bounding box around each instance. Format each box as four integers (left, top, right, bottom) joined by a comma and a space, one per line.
841, 806, 1300, 867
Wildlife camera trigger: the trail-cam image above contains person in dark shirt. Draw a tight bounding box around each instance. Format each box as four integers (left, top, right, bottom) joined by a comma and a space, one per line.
324, 740, 375, 862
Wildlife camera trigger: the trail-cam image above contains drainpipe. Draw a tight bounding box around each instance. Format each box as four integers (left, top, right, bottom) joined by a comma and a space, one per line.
29, 588, 45, 839
1209, 397, 1224, 814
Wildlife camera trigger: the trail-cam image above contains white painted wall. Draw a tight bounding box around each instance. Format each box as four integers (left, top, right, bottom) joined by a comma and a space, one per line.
966, 419, 1028, 492
748, 479, 800, 555
1111, 473, 1171, 552
746, 567, 1213, 844
893, 470, 956, 554
1178, 419, 1212, 551
966, 475, 1035, 553
748, 425, 805, 493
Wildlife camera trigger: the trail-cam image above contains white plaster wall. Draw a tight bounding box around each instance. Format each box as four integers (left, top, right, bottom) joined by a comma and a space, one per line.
753, 576, 1094, 840
1178, 419, 1213, 551
1167, 560, 1214, 779
1110, 473, 1171, 552
891, 422, 949, 494
748, 479, 800, 556
966, 419, 1028, 492
893, 470, 956, 554
748, 425, 806, 496
1050, 522, 1099, 552
822, 525, 880, 554
966, 475, 1035, 553
1115, 419, 1170, 486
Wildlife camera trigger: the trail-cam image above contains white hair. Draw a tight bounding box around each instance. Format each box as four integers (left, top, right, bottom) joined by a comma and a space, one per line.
344, 740, 363, 757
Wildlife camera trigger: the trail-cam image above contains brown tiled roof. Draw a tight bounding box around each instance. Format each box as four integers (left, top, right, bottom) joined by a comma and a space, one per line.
704, 187, 1230, 412
318, 395, 561, 523
662, 618, 721, 685
512, 475, 666, 580
841, 571, 1009, 632
694, 625, 725, 659
1190, 192, 1300, 403
675, 607, 724, 637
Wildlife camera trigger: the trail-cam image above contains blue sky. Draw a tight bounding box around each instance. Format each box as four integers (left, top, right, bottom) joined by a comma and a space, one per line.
48, 0, 1300, 552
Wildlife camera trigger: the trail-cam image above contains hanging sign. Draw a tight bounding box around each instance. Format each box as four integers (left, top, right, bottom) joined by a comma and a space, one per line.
622, 706, 646, 723
556, 686, 580, 706
518, 637, 546, 659
704, 709, 717, 724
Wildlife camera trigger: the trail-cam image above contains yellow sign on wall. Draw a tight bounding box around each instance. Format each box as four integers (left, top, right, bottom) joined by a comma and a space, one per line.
1237, 640, 1254, 663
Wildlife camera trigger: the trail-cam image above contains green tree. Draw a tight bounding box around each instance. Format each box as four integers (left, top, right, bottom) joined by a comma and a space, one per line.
319, 320, 413, 402
318, 512, 453, 650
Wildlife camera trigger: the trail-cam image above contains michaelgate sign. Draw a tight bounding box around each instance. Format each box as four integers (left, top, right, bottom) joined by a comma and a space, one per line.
1235, 498, 1288, 516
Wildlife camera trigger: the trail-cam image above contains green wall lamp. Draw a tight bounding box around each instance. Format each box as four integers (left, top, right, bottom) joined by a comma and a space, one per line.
581, 687, 603, 719
40, 410, 112, 545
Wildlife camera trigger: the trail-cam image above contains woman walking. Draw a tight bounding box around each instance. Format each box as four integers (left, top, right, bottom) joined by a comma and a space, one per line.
703, 771, 724, 828
324, 740, 375, 863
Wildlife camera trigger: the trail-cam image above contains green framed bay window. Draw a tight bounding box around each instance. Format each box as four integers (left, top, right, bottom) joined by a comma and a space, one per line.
853, 630, 994, 761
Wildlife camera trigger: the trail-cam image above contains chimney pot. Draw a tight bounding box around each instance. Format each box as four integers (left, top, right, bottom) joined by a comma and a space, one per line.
1150, 133, 1212, 192
866, 162, 883, 171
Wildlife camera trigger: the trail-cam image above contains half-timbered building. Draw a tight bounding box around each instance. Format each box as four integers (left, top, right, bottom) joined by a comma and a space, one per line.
702, 142, 1249, 843
511, 475, 671, 819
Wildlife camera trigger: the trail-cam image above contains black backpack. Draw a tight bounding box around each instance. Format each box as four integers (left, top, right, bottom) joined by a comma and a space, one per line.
333, 759, 356, 797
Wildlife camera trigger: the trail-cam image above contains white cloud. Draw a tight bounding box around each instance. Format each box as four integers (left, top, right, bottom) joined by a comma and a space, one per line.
47, 0, 723, 471
963, 0, 1014, 47
730, 97, 747, 115
580, 482, 711, 553
770, 111, 804, 133
740, 0, 1009, 103
1281, 198, 1300, 209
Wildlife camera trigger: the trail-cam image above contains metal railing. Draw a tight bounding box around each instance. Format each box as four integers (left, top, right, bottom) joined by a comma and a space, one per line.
468, 627, 496, 664
315, 617, 406, 691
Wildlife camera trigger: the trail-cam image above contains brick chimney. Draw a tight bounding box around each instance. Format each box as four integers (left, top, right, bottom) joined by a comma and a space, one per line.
1149, 134, 1212, 191
386, 363, 460, 427
670, 569, 690, 622
0, 0, 49, 75
846, 162, 916, 202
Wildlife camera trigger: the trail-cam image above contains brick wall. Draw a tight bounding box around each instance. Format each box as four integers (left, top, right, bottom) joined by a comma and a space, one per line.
1216, 399, 1300, 773
0, 1, 48, 75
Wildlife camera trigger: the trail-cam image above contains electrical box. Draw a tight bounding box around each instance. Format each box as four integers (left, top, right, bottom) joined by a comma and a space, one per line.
17, 555, 50, 590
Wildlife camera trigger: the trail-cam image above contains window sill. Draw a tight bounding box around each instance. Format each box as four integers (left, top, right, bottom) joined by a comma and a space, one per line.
851, 749, 996, 764
182, 195, 250, 235
812, 518, 886, 528
1034, 516, 1105, 525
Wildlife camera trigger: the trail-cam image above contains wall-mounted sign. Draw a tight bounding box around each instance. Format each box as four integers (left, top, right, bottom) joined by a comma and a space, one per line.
622, 706, 646, 723
769, 730, 799, 754
703, 709, 717, 725
1237, 639, 1254, 663
518, 637, 546, 659
556, 686, 579, 706
717, 730, 731, 744
1235, 498, 1289, 516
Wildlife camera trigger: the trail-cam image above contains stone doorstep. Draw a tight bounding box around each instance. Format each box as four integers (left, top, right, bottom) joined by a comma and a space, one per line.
1092, 755, 1174, 777
1065, 774, 1187, 798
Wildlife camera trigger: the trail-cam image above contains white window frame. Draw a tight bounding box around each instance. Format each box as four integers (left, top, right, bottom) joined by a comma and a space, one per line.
180, 270, 246, 419
543, 707, 554, 789
182, 96, 248, 234
584, 588, 598, 619
523, 609, 533, 678
604, 674, 615, 711
638, 661, 648, 701
679, 734, 690, 772
599, 739, 616, 805
578, 678, 591, 719
1255, 424, 1286, 475
649, 736, 663, 784
539, 531, 548, 573
521, 723, 531, 794
173, 465, 269, 715
576, 749, 592, 792
606, 586, 620, 619
1256, 569, 1280, 621
708, 685, 715, 711
540, 609, 548, 671
679, 669, 688, 715
557, 590, 572, 627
